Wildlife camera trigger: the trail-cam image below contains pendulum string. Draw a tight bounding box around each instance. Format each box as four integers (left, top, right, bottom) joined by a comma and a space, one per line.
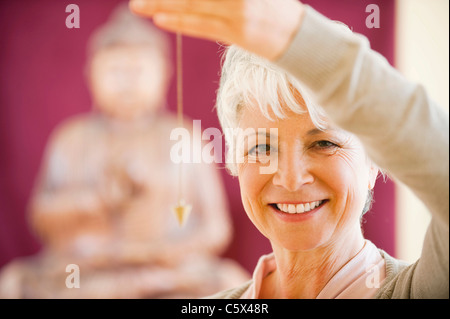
173, 32, 192, 226
176, 32, 183, 204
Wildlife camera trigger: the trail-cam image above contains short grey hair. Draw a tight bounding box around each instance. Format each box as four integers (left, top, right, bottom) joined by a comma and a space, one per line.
215, 45, 327, 176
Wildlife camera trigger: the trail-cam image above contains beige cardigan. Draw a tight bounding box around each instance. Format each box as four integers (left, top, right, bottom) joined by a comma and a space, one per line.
210, 6, 449, 299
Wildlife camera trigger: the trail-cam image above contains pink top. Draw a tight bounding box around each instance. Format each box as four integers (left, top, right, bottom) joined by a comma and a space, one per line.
240, 240, 386, 299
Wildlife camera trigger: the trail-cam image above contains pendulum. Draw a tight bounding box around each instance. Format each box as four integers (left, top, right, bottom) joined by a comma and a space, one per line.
172, 33, 192, 226
173, 200, 191, 227
172, 32, 192, 226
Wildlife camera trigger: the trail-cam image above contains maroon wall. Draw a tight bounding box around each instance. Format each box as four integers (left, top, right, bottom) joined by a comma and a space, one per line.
0, 0, 396, 273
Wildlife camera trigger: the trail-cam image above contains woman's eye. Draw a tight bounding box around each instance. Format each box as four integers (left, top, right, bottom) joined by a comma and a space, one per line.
314, 140, 339, 149
248, 144, 271, 157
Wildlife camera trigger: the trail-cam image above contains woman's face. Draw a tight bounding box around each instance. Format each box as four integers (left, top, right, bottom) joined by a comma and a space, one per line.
89, 45, 168, 121
236, 102, 378, 252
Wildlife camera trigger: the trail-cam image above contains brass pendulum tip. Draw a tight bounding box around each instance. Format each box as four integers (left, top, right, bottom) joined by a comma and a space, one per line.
172, 200, 192, 227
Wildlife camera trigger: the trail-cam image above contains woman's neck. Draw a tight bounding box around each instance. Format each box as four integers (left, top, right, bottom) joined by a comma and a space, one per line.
260, 228, 365, 299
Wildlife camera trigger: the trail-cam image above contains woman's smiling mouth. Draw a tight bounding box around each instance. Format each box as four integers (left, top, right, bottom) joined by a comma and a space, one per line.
275, 200, 325, 214
268, 200, 328, 220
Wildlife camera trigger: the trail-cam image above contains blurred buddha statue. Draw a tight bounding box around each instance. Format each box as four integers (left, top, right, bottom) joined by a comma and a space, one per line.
0, 4, 249, 298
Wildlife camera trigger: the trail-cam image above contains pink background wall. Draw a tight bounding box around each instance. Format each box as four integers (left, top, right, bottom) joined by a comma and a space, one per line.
0, 0, 396, 273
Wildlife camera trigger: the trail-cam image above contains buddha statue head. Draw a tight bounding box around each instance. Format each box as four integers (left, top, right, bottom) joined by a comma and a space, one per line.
86, 4, 172, 121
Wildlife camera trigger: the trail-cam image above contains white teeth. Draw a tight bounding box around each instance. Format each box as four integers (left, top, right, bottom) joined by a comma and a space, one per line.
288, 204, 296, 214
304, 203, 310, 211
276, 200, 323, 214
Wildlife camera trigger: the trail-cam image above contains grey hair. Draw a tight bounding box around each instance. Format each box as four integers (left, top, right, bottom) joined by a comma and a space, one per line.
215, 45, 328, 176
362, 189, 374, 216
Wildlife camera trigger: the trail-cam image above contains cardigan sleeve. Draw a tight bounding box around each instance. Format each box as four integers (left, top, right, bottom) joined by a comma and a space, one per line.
275, 5, 449, 298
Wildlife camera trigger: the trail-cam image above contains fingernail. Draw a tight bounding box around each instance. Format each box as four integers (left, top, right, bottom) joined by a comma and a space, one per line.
130, 0, 147, 11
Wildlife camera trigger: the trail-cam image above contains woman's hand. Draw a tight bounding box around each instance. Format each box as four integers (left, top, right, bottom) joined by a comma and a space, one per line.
129, 0, 305, 61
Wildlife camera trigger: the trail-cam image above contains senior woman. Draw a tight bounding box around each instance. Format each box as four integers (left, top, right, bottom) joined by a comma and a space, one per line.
130, 0, 449, 298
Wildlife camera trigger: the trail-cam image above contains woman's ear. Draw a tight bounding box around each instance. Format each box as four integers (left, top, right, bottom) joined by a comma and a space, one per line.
368, 163, 379, 190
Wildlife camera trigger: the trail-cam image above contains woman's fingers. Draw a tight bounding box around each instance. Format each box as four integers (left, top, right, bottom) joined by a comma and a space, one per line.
153, 13, 232, 44
129, 0, 237, 17
129, 0, 239, 41
129, 0, 242, 45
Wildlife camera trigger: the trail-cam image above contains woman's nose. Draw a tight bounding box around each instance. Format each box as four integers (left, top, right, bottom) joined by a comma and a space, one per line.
272, 150, 314, 192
